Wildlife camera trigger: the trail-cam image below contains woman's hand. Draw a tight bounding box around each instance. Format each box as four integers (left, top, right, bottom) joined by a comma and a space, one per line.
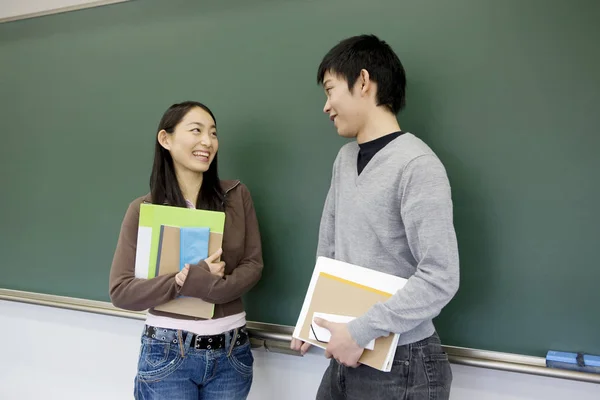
176, 249, 225, 288
175, 265, 189, 287
205, 248, 226, 277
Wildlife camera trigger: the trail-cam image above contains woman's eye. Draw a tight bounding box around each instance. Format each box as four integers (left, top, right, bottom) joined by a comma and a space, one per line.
191, 128, 200, 133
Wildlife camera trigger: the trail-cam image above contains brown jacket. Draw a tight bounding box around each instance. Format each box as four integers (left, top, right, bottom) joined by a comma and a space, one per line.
109, 180, 263, 320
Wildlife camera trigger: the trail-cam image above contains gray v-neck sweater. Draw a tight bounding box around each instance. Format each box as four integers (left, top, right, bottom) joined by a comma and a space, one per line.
317, 133, 460, 347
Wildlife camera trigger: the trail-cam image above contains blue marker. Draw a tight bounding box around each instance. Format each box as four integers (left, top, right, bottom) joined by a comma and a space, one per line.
546, 351, 600, 374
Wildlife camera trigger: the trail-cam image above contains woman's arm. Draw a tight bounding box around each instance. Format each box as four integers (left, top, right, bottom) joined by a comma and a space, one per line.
180, 184, 264, 304
109, 198, 180, 311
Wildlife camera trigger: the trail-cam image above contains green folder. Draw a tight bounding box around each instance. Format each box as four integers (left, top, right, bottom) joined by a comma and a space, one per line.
136, 203, 226, 279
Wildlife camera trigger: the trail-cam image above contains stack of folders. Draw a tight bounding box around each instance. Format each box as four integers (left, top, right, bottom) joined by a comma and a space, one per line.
293, 257, 408, 372
134, 203, 226, 318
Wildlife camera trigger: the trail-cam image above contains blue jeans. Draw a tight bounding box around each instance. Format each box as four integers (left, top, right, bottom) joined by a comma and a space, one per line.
134, 326, 253, 400
317, 332, 452, 400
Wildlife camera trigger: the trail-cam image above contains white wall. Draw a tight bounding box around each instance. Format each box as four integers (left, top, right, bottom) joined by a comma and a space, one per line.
0, 0, 128, 22
0, 300, 597, 400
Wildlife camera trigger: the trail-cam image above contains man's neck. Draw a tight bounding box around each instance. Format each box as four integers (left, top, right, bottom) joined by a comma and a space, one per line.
175, 167, 203, 204
356, 108, 401, 144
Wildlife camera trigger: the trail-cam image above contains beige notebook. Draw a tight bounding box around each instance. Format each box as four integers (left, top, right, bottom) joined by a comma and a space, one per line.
152, 225, 222, 319
292, 257, 408, 372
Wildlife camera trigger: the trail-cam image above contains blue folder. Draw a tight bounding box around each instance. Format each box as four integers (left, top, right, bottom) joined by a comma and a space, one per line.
179, 227, 210, 271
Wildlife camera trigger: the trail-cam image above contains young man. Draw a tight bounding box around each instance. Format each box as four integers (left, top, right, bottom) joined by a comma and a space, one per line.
291, 34, 460, 399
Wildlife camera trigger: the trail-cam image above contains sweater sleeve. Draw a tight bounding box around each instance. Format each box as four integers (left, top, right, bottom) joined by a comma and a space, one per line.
347, 155, 460, 347
316, 155, 339, 259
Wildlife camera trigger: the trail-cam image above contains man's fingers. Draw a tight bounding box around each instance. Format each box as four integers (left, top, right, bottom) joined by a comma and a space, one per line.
290, 338, 301, 351
301, 342, 312, 355
313, 317, 330, 329
206, 248, 223, 263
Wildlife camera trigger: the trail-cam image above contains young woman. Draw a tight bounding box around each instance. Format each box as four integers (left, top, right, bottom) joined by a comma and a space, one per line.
109, 101, 263, 399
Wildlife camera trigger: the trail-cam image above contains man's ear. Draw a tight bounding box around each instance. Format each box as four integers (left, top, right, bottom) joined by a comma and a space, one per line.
157, 129, 171, 150
358, 69, 372, 96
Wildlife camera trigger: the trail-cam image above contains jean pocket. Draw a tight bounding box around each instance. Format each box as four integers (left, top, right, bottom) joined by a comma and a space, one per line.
227, 343, 254, 377
137, 338, 184, 382
423, 352, 452, 388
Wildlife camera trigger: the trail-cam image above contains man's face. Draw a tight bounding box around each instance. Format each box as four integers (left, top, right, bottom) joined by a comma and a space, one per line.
322, 71, 367, 139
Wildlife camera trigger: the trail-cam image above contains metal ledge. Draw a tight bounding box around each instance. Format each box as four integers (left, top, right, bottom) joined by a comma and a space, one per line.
1, 288, 598, 384
0, 0, 130, 24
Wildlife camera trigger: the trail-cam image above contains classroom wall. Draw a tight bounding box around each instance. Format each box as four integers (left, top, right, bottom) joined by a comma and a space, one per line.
0, 300, 597, 400
0, 0, 127, 21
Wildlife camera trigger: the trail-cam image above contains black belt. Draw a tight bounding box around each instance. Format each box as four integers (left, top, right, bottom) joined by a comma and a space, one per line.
143, 325, 249, 350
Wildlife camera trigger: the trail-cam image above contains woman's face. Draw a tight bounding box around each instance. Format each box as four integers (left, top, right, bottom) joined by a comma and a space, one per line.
158, 107, 218, 175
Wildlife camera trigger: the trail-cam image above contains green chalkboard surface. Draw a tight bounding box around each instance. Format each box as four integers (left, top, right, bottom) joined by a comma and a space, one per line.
1, 0, 599, 358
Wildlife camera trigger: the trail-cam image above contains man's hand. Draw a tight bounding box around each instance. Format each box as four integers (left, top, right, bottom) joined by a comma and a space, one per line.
204, 248, 226, 277
290, 338, 312, 355
314, 317, 363, 368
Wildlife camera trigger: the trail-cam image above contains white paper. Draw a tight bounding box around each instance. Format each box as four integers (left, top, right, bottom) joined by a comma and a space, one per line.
134, 226, 152, 279
309, 312, 375, 350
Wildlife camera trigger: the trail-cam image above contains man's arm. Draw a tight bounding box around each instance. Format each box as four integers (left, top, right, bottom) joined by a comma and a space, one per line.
316, 158, 338, 259
347, 154, 460, 347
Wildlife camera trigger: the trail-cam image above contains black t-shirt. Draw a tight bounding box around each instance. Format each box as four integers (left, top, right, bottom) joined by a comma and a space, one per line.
357, 131, 405, 175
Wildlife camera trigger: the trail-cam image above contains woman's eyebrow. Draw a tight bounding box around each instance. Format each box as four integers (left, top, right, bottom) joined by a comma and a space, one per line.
188, 122, 216, 129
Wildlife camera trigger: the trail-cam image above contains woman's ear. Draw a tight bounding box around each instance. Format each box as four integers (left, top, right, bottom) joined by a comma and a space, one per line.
157, 129, 171, 150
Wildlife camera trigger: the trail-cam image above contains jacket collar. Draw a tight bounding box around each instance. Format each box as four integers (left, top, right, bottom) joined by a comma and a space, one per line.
142, 179, 240, 204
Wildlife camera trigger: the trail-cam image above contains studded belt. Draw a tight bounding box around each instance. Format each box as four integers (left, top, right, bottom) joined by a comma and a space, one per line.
143, 324, 249, 350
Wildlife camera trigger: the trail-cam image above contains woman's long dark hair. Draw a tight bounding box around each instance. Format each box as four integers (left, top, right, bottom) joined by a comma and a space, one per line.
150, 101, 225, 211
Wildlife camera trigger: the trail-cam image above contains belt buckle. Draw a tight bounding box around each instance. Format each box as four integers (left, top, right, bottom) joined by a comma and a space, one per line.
193, 334, 220, 350
205, 335, 217, 350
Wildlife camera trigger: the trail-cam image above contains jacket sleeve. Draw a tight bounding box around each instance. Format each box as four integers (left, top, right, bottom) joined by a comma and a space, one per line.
109, 199, 180, 311
179, 184, 264, 304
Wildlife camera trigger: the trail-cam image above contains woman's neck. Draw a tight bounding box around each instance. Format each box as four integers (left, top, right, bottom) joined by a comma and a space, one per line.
176, 168, 203, 205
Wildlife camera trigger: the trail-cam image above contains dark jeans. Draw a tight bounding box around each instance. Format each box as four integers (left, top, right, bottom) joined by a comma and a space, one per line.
316, 332, 452, 400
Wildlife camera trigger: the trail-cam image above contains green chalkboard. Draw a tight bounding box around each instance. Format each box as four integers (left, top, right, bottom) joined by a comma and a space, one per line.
1, 0, 599, 358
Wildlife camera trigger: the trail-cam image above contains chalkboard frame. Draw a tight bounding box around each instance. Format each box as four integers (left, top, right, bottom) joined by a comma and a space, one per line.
1, 289, 598, 385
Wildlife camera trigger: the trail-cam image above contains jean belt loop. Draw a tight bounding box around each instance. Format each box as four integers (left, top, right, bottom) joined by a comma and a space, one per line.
228, 327, 239, 357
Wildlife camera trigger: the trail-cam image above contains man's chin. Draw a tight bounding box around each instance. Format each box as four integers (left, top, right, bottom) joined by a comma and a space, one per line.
337, 130, 357, 139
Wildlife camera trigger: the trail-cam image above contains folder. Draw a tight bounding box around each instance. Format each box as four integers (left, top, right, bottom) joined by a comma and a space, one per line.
179, 227, 210, 271
292, 257, 408, 372
155, 225, 180, 276
151, 224, 218, 318
134, 203, 225, 279
134, 203, 225, 319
